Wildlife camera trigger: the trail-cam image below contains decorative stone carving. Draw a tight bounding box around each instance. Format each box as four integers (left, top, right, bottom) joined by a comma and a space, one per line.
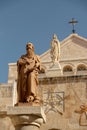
43, 89, 64, 115
75, 104, 87, 126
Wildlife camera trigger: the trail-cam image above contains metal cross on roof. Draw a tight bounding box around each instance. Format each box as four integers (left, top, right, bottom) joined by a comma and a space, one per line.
69, 18, 78, 33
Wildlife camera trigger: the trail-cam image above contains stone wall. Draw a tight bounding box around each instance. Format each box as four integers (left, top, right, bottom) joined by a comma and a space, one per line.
0, 83, 13, 111
0, 75, 87, 130
39, 75, 87, 130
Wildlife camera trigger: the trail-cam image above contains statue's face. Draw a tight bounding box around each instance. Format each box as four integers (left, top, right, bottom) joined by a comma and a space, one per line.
26, 43, 34, 56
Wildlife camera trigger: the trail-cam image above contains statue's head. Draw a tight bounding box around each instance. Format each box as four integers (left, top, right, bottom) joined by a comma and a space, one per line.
53, 34, 57, 40
26, 42, 34, 51
26, 42, 34, 55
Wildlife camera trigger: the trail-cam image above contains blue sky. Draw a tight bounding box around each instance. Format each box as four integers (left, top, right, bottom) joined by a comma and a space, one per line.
0, 0, 87, 83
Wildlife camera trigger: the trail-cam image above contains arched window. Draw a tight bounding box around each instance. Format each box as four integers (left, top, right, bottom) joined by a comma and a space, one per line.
77, 64, 87, 71
63, 65, 73, 72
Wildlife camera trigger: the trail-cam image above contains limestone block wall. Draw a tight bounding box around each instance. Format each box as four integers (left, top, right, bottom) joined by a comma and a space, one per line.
0, 75, 87, 130
0, 84, 13, 111
39, 76, 87, 130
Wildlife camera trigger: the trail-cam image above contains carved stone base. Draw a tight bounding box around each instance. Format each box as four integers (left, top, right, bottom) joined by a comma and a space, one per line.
0, 106, 46, 130
46, 61, 62, 77
7, 106, 46, 123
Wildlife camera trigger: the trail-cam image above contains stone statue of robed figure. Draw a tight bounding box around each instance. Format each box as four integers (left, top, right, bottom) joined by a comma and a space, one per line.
17, 43, 41, 104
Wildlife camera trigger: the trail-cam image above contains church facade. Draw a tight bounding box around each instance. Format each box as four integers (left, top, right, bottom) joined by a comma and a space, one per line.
0, 33, 87, 130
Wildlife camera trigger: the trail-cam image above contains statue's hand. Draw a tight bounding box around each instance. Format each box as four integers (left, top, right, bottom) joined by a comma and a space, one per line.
23, 57, 30, 64
39, 65, 45, 73
35, 62, 40, 68
18, 59, 25, 65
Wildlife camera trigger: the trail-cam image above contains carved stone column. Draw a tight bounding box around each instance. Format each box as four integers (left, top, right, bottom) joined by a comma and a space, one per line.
15, 115, 44, 130
7, 106, 46, 130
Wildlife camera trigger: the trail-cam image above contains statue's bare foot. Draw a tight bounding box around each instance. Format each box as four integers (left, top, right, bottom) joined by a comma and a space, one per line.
26, 95, 34, 102
34, 96, 40, 103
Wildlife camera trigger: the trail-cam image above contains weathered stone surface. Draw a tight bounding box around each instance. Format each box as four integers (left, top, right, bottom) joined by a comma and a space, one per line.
0, 84, 13, 111
16, 125, 39, 130
7, 106, 46, 123
46, 61, 62, 77
0, 106, 46, 130
0, 117, 15, 130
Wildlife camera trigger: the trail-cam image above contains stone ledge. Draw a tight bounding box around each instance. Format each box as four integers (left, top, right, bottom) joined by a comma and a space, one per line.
7, 106, 46, 123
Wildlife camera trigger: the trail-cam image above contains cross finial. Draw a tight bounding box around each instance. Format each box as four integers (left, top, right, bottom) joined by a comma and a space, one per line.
69, 18, 78, 33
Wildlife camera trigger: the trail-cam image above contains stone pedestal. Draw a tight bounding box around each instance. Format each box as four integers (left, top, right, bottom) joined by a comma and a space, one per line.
0, 106, 46, 130
7, 106, 46, 130
46, 61, 62, 77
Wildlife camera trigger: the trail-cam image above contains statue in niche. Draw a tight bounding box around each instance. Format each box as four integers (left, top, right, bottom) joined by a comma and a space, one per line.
50, 34, 60, 63
17, 42, 41, 104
